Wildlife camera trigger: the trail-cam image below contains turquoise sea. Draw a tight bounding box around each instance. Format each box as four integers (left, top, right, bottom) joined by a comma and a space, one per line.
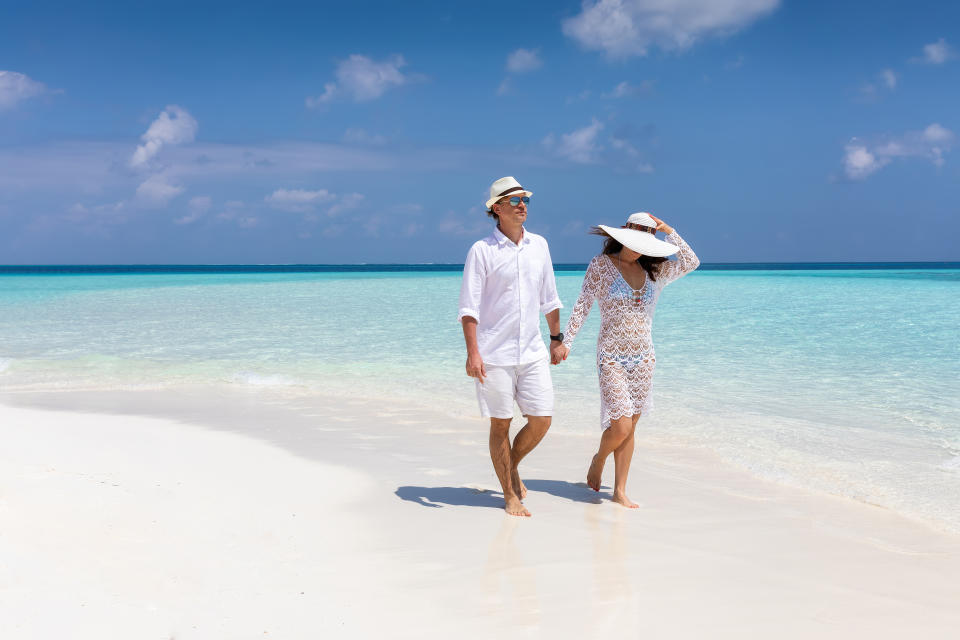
1, 264, 959, 533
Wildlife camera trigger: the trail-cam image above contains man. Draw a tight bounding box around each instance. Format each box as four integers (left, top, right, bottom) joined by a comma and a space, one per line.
458, 176, 564, 517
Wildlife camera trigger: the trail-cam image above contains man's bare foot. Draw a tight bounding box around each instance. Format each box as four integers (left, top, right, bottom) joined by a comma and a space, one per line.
612, 491, 639, 509
511, 467, 527, 499
587, 453, 604, 491
504, 495, 531, 517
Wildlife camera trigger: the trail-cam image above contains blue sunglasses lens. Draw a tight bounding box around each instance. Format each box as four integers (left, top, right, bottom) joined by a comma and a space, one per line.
508, 196, 530, 206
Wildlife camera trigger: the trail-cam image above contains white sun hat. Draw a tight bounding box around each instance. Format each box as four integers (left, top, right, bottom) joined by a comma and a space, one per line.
485, 176, 533, 210
597, 212, 679, 257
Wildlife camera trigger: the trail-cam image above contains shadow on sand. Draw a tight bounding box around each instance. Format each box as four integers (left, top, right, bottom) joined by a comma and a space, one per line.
523, 479, 605, 504
395, 486, 505, 509
396, 479, 606, 508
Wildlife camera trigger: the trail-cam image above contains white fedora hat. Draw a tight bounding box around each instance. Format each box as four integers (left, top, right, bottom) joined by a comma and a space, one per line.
597, 212, 678, 257
485, 176, 533, 210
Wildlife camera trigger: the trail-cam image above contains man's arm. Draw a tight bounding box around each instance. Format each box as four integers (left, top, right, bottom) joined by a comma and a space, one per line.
546, 308, 567, 365
461, 317, 486, 383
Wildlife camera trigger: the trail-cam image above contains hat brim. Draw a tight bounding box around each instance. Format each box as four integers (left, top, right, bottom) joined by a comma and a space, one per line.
485, 189, 533, 210
597, 225, 679, 258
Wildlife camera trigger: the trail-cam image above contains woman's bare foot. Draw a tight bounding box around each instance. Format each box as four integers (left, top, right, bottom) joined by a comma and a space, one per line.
611, 490, 639, 508
504, 495, 531, 517
587, 453, 605, 492
511, 467, 527, 499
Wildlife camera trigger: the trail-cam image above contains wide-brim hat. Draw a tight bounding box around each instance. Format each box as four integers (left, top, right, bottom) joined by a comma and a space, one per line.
485, 176, 533, 210
597, 212, 678, 257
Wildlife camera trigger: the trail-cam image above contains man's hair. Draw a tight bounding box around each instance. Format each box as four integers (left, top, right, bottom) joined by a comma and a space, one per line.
486, 200, 502, 222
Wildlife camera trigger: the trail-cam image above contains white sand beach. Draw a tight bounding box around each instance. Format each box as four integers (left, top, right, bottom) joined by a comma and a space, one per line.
2, 388, 959, 639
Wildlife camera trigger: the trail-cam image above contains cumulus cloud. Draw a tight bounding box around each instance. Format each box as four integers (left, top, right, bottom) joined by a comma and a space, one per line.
563, 0, 780, 59
327, 192, 365, 217
603, 79, 654, 98
265, 188, 336, 212
842, 123, 955, 180
306, 54, 412, 105
438, 207, 494, 237
544, 119, 605, 163
130, 105, 198, 168
543, 118, 656, 172
135, 174, 184, 206
343, 127, 387, 145
264, 188, 365, 218
880, 68, 897, 89
506, 48, 543, 73
174, 195, 212, 225
919, 38, 953, 64
859, 68, 898, 100
0, 70, 48, 110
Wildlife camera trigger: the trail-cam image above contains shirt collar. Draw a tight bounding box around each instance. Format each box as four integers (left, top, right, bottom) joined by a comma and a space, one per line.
493, 225, 530, 247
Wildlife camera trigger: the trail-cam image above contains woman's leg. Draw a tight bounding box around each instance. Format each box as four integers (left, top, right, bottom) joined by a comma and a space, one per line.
611, 415, 641, 508
587, 416, 634, 491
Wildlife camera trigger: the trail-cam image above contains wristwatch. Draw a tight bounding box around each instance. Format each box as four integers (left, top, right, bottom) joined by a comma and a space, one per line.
550, 332, 564, 342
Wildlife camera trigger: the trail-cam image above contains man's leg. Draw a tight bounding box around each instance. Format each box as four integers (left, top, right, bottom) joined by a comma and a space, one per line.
490, 417, 530, 517
510, 415, 551, 499
510, 358, 555, 500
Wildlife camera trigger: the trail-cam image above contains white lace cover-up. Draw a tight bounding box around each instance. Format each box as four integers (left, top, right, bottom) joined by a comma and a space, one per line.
562, 232, 699, 429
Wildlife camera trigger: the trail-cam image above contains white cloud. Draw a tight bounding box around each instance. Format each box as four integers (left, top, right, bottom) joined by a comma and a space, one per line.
842, 123, 955, 180
843, 143, 887, 180
920, 38, 953, 64
135, 174, 184, 206
130, 105, 198, 168
506, 48, 543, 73
562, 0, 780, 59
327, 192, 365, 217
265, 188, 336, 212
603, 79, 653, 98
343, 128, 387, 145
264, 188, 365, 218
544, 119, 605, 164
0, 70, 47, 110
880, 69, 897, 89
174, 195, 212, 225
496, 78, 511, 96
859, 68, 898, 100
438, 207, 494, 236
306, 54, 411, 105
923, 123, 953, 144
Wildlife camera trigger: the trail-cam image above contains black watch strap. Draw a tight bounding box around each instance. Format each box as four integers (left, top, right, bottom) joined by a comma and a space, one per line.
550, 332, 564, 342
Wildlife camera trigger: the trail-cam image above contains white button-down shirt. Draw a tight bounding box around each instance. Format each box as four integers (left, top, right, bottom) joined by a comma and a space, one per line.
458, 226, 563, 366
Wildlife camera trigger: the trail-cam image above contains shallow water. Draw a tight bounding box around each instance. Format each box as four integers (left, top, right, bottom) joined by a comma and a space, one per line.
1, 266, 958, 532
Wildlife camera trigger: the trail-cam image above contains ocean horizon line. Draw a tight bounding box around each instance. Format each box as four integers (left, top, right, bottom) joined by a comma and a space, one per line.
1, 261, 959, 275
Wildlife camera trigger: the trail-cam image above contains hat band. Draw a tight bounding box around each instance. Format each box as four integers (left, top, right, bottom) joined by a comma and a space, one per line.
496, 186, 525, 198
626, 223, 656, 234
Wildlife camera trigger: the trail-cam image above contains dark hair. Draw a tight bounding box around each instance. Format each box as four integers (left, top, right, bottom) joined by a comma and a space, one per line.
590, 226, 667, 281
486, 204, 499, 222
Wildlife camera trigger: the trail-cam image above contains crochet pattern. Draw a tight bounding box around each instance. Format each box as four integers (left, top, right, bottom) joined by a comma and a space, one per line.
562, 232, 699, 428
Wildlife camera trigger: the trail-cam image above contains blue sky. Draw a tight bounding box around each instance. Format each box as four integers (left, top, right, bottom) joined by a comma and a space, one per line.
1, 0, 958, 264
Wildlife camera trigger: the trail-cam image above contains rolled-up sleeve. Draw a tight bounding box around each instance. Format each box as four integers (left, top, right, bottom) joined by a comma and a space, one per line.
457, 243, 484, 322
538, 242, 563, 314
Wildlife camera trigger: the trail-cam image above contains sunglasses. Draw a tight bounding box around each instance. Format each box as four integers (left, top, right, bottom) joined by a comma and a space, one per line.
501, 196, 530, 207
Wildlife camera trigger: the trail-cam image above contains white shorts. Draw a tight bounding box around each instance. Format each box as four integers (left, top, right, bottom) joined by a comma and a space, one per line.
476, 358, 554, 419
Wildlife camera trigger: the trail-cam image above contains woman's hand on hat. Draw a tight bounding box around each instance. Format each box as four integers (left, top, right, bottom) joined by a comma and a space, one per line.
649, 214, 674, 235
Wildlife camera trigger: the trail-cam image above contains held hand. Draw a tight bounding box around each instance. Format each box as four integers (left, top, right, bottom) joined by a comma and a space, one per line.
649, 214, 674, 235
466, 352, 487, 383
550, 343, 569, 365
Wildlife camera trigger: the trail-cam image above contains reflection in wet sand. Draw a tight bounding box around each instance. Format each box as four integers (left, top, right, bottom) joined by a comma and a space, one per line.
588, 506, 640, 635
482, 516, 541, 629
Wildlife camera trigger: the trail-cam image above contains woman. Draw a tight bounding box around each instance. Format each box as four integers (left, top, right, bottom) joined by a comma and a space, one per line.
552, 212, 699, 508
